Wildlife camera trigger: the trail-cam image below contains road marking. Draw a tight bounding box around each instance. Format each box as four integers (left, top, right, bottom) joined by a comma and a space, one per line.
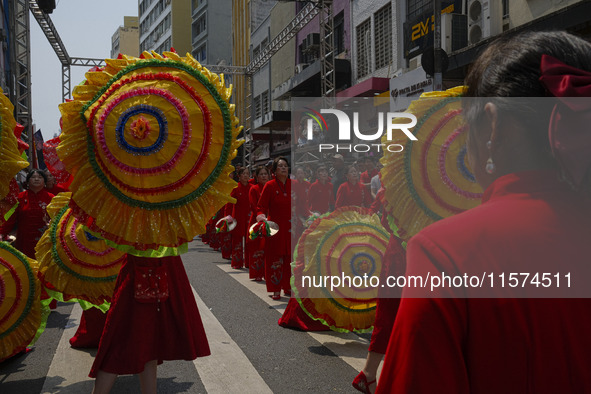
40, 303, 96, 393
214, 262, 382, 373
191, 286, 273, 394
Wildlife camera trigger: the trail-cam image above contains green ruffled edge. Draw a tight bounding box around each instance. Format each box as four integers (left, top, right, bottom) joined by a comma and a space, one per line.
80, 59, 235, 211
82, 226, 188, 257
46, 288, 110, 313
3, 202, 17, 221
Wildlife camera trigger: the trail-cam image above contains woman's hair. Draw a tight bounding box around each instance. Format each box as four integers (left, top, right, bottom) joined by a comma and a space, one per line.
26, 169, 48, 185
272, 156, 289, 173
255, 166, 269, 177
464, 30, 591, 189
236, 167, 249, 176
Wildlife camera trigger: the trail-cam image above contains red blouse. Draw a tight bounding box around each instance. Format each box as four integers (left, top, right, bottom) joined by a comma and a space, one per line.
257, 178, 291, 256
307, 180, 334, 214
377, 170, 591, 393
230, 182, 251, 237
335, 182, 372, 209
1, 189, 54, 258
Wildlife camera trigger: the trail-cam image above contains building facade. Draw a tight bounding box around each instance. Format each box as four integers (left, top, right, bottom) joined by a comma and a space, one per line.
111, 16, 140, 58
139, 0, 192, 55
191, 0, 233, 65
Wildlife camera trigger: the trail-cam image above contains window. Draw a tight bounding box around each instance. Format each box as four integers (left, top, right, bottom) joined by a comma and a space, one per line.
262, 90, 270, 115
407, 0, 431, 20
374, 4, 392, 69
334, 12, 345, 55
195, 44, 206, 62
356, 19, 371, 79
254, 95, 262, 119
193, 14, 206, 37
502, 0, 509, 18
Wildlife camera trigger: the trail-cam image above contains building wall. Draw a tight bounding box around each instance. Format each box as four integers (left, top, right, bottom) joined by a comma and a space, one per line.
171, 0, 192, 55
506, 0, 582, 29
351, 0, 398, 83
232, 0, 250, 125
139, 0, 191, 55
112, 16, 140, 58
251, 16, 270, 100
270, 2, 295, 92
295, 0, 352, 66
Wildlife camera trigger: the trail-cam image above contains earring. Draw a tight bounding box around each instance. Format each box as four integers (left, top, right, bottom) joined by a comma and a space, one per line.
485, 140, 496, 174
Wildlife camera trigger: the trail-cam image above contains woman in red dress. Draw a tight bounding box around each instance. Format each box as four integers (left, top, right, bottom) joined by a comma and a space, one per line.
377, 31, 591, 393
247, 166, 269, 281
229, 168, 251, 269
335, 166, 372, 209
1, 169, 54, 258
307, 165, 334, 214
292, 167, 311, 240
91, 254, 210, 393
256, 157, 292, 300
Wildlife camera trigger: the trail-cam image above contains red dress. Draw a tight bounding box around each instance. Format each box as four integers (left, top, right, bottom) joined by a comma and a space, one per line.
247, 184, 265, 279
230, 182, 251, 269
90, 254, 210, 377
360, 168, 378, 185
292, 179, 311, 240
257, 178, 292, 293
335, 182, 372, 209
307, 180, 334, 214
377, 170, 591, 393
1, 189, 54, 258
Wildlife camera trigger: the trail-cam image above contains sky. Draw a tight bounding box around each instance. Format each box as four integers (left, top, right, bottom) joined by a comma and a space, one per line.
30, 0, 140, 141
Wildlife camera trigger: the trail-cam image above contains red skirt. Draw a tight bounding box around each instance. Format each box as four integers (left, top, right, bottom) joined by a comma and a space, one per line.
278, 298, 330, 331
89, 255, 210, 377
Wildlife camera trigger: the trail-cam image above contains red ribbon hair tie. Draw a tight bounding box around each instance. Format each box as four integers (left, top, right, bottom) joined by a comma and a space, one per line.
539, 54, 591, 188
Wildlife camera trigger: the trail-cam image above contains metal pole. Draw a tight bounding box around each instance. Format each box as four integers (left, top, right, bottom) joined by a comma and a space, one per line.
433, 0, 442, 90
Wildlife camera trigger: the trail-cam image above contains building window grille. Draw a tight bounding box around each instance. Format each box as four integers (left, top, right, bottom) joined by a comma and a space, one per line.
374, 3, 392, 69
356, 19, 371, 79
407, 0, 431, 21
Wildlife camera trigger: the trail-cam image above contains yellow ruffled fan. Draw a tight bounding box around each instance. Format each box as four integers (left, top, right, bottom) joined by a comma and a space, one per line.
292, 207, 390, 333
0, 89, 29, 200
36, 193, 125, 306
0, 242, 45, 362
57, 52, 242, 251
380, 86, 483, 241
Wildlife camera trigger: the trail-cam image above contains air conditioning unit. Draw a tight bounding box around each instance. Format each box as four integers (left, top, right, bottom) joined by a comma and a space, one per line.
305, 33, 320, 48
467, 0, 502, 45
441, 13, 468, 53
295, 63, 309, 74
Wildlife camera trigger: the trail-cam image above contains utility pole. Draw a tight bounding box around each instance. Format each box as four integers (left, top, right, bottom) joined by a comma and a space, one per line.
433, 0, 443, 91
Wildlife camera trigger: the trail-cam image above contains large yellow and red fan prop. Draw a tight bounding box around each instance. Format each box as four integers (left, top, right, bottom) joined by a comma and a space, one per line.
380, 86, 483, 241
36, 193, 125, 307
57, 52, 242, 251
0, 242, 46, 362
0, 89, 29, 201
292, 207, 390, 333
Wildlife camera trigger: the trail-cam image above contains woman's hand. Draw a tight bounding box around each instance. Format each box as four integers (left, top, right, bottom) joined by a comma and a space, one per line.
256, 214, 267, 222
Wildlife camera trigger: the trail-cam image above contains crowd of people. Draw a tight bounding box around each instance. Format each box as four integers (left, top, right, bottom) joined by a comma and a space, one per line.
201, 154, 384, 303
